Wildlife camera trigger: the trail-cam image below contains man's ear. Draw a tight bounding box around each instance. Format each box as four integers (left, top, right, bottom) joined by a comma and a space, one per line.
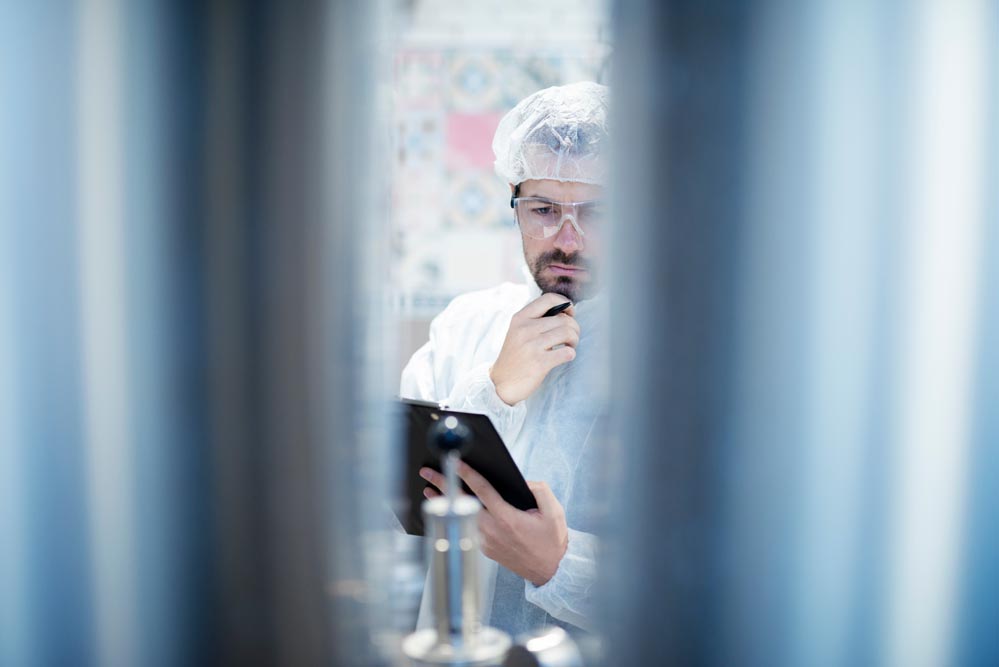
509, 183, 516, 194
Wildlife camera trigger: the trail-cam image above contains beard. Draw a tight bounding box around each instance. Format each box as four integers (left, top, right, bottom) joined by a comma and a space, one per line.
529, 249, 596, 303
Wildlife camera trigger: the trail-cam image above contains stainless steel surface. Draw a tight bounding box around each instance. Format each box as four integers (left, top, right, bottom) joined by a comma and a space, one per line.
402, 627, 512, 667
404, 495, 511, 665
424, 495, 482, 642
502, 628, 583, 667
444, 450, 461, 507
404, 420, 511, 665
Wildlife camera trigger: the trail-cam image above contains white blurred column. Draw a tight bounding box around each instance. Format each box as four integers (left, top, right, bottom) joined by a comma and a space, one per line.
884, 1, 992, 666
77, 0, 136, 665
789, 2, 883, 665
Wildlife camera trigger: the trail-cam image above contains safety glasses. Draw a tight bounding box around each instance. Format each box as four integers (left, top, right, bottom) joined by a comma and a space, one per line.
510, 196, 606, 240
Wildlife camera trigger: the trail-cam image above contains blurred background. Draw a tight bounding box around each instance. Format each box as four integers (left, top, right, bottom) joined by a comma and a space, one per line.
0, 1, 996, 666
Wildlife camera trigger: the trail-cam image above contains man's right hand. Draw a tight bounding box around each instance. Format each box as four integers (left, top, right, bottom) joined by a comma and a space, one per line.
489, 293, 581, 406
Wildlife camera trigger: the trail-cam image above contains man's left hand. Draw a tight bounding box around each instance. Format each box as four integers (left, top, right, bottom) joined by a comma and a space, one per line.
420, 462, 568, 586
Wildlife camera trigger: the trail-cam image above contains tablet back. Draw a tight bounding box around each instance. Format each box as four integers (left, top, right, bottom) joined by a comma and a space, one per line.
399, 399, 538, 536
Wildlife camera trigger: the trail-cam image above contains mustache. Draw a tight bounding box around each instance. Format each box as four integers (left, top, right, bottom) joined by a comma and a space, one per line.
535, 250, 591, 272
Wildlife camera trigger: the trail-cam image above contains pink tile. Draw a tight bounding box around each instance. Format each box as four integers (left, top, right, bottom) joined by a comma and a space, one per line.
445, 112, 504, 171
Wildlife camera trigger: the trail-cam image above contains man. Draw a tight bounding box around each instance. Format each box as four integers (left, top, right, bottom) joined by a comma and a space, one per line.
400, 81, 608, 636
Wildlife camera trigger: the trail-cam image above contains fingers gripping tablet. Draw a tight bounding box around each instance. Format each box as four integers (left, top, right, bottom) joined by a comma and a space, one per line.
396, 398, 537, 536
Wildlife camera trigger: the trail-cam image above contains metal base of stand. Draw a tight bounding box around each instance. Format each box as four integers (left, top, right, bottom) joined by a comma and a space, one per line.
402, 626, 512, 666
501, 628, 584, 667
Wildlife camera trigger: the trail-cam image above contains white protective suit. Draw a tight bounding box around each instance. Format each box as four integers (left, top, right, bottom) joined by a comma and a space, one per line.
400, 268, 607, 636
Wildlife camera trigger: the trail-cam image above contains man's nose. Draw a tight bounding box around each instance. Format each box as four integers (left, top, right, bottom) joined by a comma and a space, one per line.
553, 213, 584, 253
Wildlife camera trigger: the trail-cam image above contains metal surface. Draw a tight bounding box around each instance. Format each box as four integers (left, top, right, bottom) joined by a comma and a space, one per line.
404, 418, 511, 665
403, 495, 512, 665
424, 495, 483, 642
502, 628, 583, 667
403, 627, 512, 667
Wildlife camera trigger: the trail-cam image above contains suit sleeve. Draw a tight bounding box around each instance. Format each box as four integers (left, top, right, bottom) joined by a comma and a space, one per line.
523, 527, 599, 631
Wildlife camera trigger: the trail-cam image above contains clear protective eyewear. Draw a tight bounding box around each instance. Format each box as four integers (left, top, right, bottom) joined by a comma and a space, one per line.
510, 196, 606, 240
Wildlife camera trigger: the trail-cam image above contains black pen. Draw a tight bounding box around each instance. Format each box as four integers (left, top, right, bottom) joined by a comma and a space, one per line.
542, 301, 573, 317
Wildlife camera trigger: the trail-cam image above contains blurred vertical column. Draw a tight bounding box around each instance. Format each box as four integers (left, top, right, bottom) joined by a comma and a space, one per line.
0, 2, 96, 665
605, 1, 749, 664
607, 0, 997, 665
882, 2, 993, 666
77, 0, 138, 665
201, 0, 392, 665
729, 2, 898, 665
200, 1, 325, 663
953, 1, 999, 664
321, 0, 399, 663
1, 0, 392, 664
117, 1, 215, 666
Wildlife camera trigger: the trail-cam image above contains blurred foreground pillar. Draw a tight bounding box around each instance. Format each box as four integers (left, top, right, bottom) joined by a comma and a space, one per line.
606, 1, 997, 665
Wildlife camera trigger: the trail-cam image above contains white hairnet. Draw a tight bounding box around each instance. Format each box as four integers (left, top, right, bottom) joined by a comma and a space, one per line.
492, 81, 609, 186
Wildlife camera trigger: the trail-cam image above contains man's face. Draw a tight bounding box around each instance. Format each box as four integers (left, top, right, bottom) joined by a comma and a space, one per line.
515, 178, 605, 303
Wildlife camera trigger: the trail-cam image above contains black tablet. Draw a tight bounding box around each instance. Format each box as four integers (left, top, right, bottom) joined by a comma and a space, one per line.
397, 398, 538, 536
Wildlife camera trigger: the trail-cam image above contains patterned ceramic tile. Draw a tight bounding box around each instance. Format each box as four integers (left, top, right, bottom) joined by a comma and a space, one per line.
447, 53, 504, 112
394, 51, 446, 108
443, 169, 508, 230
395, 109, 445, 173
